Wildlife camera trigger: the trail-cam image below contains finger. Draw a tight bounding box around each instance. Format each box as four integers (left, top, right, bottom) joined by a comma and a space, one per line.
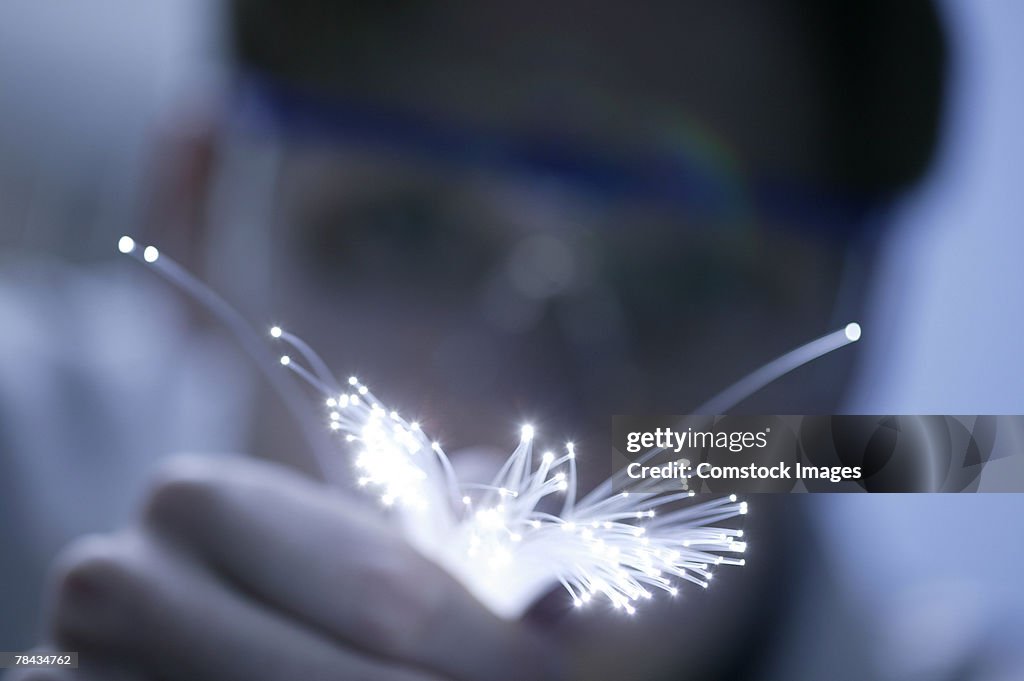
47, 531, 447, 681
142, 455, 561, 681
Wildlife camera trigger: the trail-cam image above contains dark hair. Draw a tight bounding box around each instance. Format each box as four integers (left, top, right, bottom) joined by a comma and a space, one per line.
798, 1, 947, 194
227, 0, 946, 195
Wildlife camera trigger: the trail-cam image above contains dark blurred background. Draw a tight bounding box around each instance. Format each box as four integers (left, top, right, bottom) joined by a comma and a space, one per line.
1, 1, 1022, 679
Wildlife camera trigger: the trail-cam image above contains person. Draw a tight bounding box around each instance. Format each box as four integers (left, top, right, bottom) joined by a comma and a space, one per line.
3, 1, 949, 679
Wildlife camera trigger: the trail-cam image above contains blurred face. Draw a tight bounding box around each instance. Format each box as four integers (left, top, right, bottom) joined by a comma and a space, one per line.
258, 151, 844, 451
200, 1, 858, 461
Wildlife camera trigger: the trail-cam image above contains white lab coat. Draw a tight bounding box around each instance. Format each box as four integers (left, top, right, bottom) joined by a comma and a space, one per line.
0, 258, 251, 648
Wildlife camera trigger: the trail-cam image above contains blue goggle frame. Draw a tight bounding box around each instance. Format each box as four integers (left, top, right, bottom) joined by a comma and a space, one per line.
233, 74, 880, 240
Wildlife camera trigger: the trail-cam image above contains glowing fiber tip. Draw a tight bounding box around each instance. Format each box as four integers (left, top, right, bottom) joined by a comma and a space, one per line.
143, 246, 160, 263
117, 236, 136, 254
279, 355, 291, 366
844, 322, 862, 342
521, 424, 535, 442
270, 326, 283, 339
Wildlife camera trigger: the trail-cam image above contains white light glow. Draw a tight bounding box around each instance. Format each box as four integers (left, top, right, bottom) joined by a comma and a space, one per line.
117, 240, 877, 621
279, 361, 753, 618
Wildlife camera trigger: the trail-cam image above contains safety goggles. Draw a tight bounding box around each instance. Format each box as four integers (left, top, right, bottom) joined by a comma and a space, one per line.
229, 74, 878, 242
